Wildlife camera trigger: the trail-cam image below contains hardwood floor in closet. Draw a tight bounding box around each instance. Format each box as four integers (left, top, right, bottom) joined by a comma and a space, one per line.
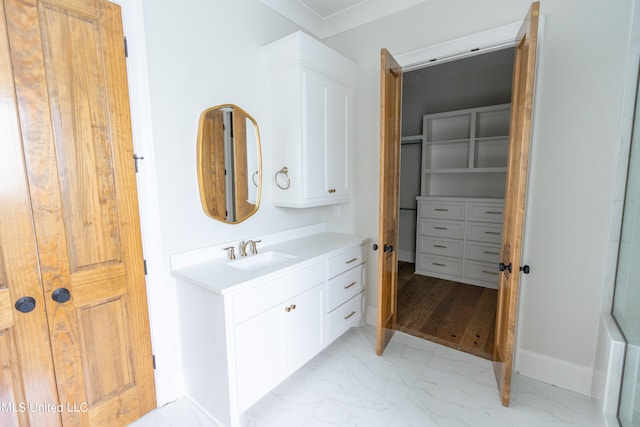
396, 262, 497, 360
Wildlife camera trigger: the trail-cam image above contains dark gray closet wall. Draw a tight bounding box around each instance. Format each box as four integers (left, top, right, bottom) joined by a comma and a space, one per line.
398, 48, 514, 262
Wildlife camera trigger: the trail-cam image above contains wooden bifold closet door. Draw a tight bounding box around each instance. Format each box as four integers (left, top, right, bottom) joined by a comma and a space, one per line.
0, 0, 156, 425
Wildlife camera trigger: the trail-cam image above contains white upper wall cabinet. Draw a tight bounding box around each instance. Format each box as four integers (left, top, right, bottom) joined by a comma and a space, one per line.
264, 31, 356, 208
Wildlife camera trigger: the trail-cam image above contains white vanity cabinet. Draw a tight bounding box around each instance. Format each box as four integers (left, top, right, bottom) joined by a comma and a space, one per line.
264, 31, 355, 208
234, 273, 324, 412
173, 231, 368, 427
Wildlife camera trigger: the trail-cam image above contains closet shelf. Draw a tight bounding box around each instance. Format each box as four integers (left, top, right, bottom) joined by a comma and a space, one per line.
475, 135, 509, 142
424, 138, 470, 145
401, 135, 423, 141
424, 167, 507, 174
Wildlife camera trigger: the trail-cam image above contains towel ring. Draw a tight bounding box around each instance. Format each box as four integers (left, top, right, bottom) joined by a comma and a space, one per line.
275, 166, 290, 190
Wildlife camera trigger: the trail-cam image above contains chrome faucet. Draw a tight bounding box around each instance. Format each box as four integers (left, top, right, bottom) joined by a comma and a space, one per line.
240, 239, 261, 257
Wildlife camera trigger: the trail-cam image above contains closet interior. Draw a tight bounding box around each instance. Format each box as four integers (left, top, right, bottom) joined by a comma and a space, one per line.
396, 48, 514, 359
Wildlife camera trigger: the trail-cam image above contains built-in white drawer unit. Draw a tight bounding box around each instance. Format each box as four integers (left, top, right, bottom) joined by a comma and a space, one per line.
415, 196, 504, 288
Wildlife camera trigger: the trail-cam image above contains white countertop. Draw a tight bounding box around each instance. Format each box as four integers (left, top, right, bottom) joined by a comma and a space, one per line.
172, 232, 370, 295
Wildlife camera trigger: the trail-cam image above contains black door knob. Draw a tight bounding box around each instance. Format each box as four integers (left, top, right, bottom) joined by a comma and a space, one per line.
15, 296, 36, 313
372, 243, 379, 251
499, 262, 512, 273
384, 244, 394, 253
520, 265, 531, 274
51, 288, 71, 303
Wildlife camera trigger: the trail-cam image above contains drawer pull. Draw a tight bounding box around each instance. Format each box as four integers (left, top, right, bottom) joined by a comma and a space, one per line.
485, 211, 503, 215
482, 270, 499, 275
432, 262, 446, 267
433, 244, 447, 249
485, 231, 501, 235
434, 227, 448, 230
344, 311, 357, 320
483, 251, 500, 255
344, 281, 357, 289
345, 257, 358, 264
285, 304, 297, 312
434, 208, 449, 212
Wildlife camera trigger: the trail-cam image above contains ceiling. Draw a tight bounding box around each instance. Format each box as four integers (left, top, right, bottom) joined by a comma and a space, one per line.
260, 0, 428, 39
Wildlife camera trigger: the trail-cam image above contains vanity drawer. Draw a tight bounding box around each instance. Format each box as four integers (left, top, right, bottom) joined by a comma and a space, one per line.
467, 202, 505, 223
416, 254, 462, 276
466, 222, 503, 243
465, 241, 501, 263
232, 262, 325, 324
326, 292, 364, 344
326, 264, 365, 312
418, 237, 463, 258
418, 200, 465, 220
326, 244, 366, 279
419, 219, 465, 239
464, 260, 500, 287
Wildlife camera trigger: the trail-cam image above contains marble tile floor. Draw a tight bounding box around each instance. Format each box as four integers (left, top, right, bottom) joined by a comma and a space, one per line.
130, 325, 599, 427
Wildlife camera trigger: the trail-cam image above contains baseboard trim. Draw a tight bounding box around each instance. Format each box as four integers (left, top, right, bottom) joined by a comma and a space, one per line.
365, 305, 377, 327
515, 348, 593, 396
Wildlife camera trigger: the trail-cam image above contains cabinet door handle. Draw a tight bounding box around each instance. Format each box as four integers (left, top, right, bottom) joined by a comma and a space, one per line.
285, 304, 297, 312
485, 231, 501, 235
344, 311, 357, 320
434, 208, 449, 212
345, 257, 358, 264
344, 281, 357, 289
482, 270, 499, 275
433, 262, 446, 267
483, 251, 499, 255
433, 244, 447, 249
434, 227, 448, 230
485, 211, 502, 215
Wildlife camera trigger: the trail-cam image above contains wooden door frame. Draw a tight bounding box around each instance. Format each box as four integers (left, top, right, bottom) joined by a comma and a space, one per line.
378, 17, 542, 355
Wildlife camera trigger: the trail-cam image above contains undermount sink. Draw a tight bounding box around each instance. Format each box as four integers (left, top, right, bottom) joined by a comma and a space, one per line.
228, 251, 297, 272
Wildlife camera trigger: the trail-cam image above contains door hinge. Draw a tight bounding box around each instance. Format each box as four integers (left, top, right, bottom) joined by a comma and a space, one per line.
133, 154, 144, 173
152, 354, 156, 369
143, 259, 148, 275
124, 36, 129, 58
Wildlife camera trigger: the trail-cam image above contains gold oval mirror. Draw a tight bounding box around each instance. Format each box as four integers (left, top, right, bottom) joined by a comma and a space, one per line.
197, 104, 262, 223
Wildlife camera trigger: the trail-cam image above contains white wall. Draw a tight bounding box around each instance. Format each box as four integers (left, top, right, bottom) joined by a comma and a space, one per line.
324, 0, 633, 395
